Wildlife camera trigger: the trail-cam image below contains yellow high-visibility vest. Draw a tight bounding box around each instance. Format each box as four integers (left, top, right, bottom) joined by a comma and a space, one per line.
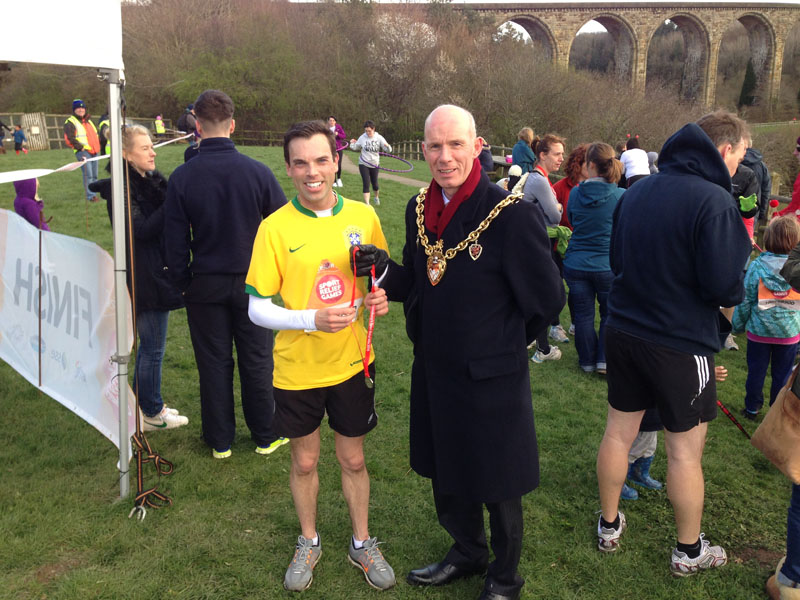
98, 119, 110, 155
154, 118, 165, 134
64, 115, 98, 154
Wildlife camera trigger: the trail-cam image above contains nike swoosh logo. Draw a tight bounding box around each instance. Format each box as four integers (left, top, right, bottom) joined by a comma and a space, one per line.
289, 244, 306, 253
144, 420, 167, 428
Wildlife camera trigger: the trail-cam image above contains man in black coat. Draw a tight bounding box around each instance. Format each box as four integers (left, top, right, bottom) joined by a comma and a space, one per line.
164, 89, 287, 459
354, 105, 564, 600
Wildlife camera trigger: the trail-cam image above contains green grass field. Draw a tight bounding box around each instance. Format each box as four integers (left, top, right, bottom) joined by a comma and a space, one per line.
0, 145, 790, 599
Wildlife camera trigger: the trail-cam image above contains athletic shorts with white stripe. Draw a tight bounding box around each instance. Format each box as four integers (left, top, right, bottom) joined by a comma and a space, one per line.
605, 326, 717, 433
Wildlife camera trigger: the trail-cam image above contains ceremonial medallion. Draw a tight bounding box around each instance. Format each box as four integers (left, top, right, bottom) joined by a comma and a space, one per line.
427, 251, 446, 286
469, 243, 482, 261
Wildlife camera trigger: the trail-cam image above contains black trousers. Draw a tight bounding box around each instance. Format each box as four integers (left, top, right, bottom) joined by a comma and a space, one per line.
433, 478, 525, 596
184, 274, 277, 450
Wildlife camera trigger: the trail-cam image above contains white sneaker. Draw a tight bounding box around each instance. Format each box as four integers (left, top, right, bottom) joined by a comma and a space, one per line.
142, 407, 189, 431
568, 323, 575, 336
531, 345, 561, 363
373, 197, 381, 206
336, 178, 343, 187
549, 324, 570, 343
724, 333, 739, 351
597, 511, 626, 553
670, 534, 727, 576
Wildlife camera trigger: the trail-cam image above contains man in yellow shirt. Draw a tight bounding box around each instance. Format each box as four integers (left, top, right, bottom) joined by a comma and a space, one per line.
245, 120, 395, 593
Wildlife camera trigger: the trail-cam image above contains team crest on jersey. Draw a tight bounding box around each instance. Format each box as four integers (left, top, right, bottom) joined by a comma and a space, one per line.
344, 226, 364, 248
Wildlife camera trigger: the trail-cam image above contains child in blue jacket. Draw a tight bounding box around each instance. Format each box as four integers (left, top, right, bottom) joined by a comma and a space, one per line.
733, 215, 800, 419
13, 125, 28, 155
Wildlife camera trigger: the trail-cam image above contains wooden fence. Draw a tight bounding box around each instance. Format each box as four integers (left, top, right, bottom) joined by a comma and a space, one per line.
0, 112, 173, 151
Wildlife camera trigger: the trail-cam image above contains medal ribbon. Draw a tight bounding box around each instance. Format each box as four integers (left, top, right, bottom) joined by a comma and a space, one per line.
350, 246, 376, 387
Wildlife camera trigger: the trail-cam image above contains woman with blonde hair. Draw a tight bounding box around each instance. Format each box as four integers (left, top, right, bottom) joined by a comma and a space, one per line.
90, 125, 188, 431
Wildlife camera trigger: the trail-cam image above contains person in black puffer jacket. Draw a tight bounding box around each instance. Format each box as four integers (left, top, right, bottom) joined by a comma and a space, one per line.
90, 124, 188, 432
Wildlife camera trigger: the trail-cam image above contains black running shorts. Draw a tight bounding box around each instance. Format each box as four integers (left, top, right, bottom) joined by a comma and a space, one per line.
273, 363, 377, 438
606, 327, 717, 433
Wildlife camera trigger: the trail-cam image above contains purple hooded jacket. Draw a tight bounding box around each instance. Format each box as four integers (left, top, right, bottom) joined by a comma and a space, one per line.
14, 179, 49, 231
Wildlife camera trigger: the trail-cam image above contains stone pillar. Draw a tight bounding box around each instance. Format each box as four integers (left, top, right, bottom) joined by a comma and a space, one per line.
632, 32, 649, 97
704, 35, 721, 108
769, 35, 785, 111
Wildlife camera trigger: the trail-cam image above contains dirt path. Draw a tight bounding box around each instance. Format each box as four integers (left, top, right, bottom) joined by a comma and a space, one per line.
340, 153, 428, 188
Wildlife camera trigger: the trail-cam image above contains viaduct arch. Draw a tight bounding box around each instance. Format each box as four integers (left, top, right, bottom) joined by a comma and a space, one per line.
460, 2, 800, 108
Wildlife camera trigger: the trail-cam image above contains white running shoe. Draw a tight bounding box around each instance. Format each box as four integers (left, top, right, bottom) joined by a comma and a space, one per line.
568, 323, 576, 336
549, 324, 570, 343
670, 534, 727, 577
597, 511, 626, 553
142, 407, 189, 431
531, 345, 562, 363
724, 333, 739, 351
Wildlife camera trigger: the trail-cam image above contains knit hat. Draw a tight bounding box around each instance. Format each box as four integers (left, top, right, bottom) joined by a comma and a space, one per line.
72, 99, 85, 110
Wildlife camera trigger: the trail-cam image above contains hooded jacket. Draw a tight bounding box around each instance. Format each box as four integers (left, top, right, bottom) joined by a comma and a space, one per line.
732, 251, 800, 340
607, 122, 752, 355
13, 179, 49, 231
564, 178, 624, 271
741, 147, 772, 220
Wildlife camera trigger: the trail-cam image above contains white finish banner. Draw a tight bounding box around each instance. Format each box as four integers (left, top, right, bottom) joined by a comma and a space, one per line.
0, 209, 135, 448
2, 0, 124, 70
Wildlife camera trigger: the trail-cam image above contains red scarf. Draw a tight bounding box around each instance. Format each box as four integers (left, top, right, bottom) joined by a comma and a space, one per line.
424, 158, 483, 237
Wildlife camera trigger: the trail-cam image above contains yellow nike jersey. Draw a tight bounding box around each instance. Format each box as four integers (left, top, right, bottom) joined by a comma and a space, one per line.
246, 194, 389, 390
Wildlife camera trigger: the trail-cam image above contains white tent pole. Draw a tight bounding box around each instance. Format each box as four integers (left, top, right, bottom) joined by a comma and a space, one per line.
101, 68, 131, 499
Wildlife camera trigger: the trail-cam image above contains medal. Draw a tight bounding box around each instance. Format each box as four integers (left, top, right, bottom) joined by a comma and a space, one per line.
415, 186, 520, 287
427, 249, 446, 286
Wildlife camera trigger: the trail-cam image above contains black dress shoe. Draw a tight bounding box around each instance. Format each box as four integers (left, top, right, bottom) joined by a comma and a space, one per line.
406, 561, 486, 586
477, 589, 520, 600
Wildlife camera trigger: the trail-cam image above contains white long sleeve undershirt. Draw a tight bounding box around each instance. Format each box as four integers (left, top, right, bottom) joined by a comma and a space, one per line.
248, 296, 318, 331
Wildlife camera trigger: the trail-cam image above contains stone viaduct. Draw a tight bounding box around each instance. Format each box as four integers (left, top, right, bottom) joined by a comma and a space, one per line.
457, 2, 800, 108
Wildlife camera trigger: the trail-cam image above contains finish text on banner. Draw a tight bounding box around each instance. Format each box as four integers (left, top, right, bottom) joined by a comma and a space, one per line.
0, 209, 135, 448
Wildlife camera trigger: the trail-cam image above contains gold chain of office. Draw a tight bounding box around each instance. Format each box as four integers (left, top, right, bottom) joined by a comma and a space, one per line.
414, 186, 522, 286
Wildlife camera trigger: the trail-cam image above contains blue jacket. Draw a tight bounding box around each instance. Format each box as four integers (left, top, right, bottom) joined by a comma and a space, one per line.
511, 140, 535, 174
606, 123, 752, 355
13, 129, 26, 143
732, 252, 800, 339
564, 178, 624, 272
164, 137, 287, 291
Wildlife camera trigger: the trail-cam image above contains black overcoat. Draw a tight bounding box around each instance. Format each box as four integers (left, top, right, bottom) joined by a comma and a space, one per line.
383, 172, 565, 503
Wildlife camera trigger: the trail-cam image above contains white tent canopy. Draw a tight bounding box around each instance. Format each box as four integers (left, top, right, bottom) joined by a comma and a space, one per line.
2, 0, 131, 497
4, 0, 124, 70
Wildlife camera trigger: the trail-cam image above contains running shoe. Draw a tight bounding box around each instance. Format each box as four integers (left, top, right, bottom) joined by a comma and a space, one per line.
724, 333, 739, 351
256, 437, 290, 455
549, 324, 570, 343
212, 447, 232, 459
597, 511, 627, 553
670, 534, 727, 576
531, 345, 562, 363
142, 407, 189, 431
285, 535, 322, 591
348, 537, 396, 590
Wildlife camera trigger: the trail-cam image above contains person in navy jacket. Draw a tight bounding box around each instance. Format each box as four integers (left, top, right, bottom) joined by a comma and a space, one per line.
595, 111, 752, 576
164, 89, 287, 459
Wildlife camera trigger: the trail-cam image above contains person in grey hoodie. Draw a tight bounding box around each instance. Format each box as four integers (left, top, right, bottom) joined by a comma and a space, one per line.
563, 142, 625, 373
349, 120, 391, 206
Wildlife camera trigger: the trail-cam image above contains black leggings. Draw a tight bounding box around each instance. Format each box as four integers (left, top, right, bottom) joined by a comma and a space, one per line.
336, 150, 343, 179
359, 164, 379, 194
